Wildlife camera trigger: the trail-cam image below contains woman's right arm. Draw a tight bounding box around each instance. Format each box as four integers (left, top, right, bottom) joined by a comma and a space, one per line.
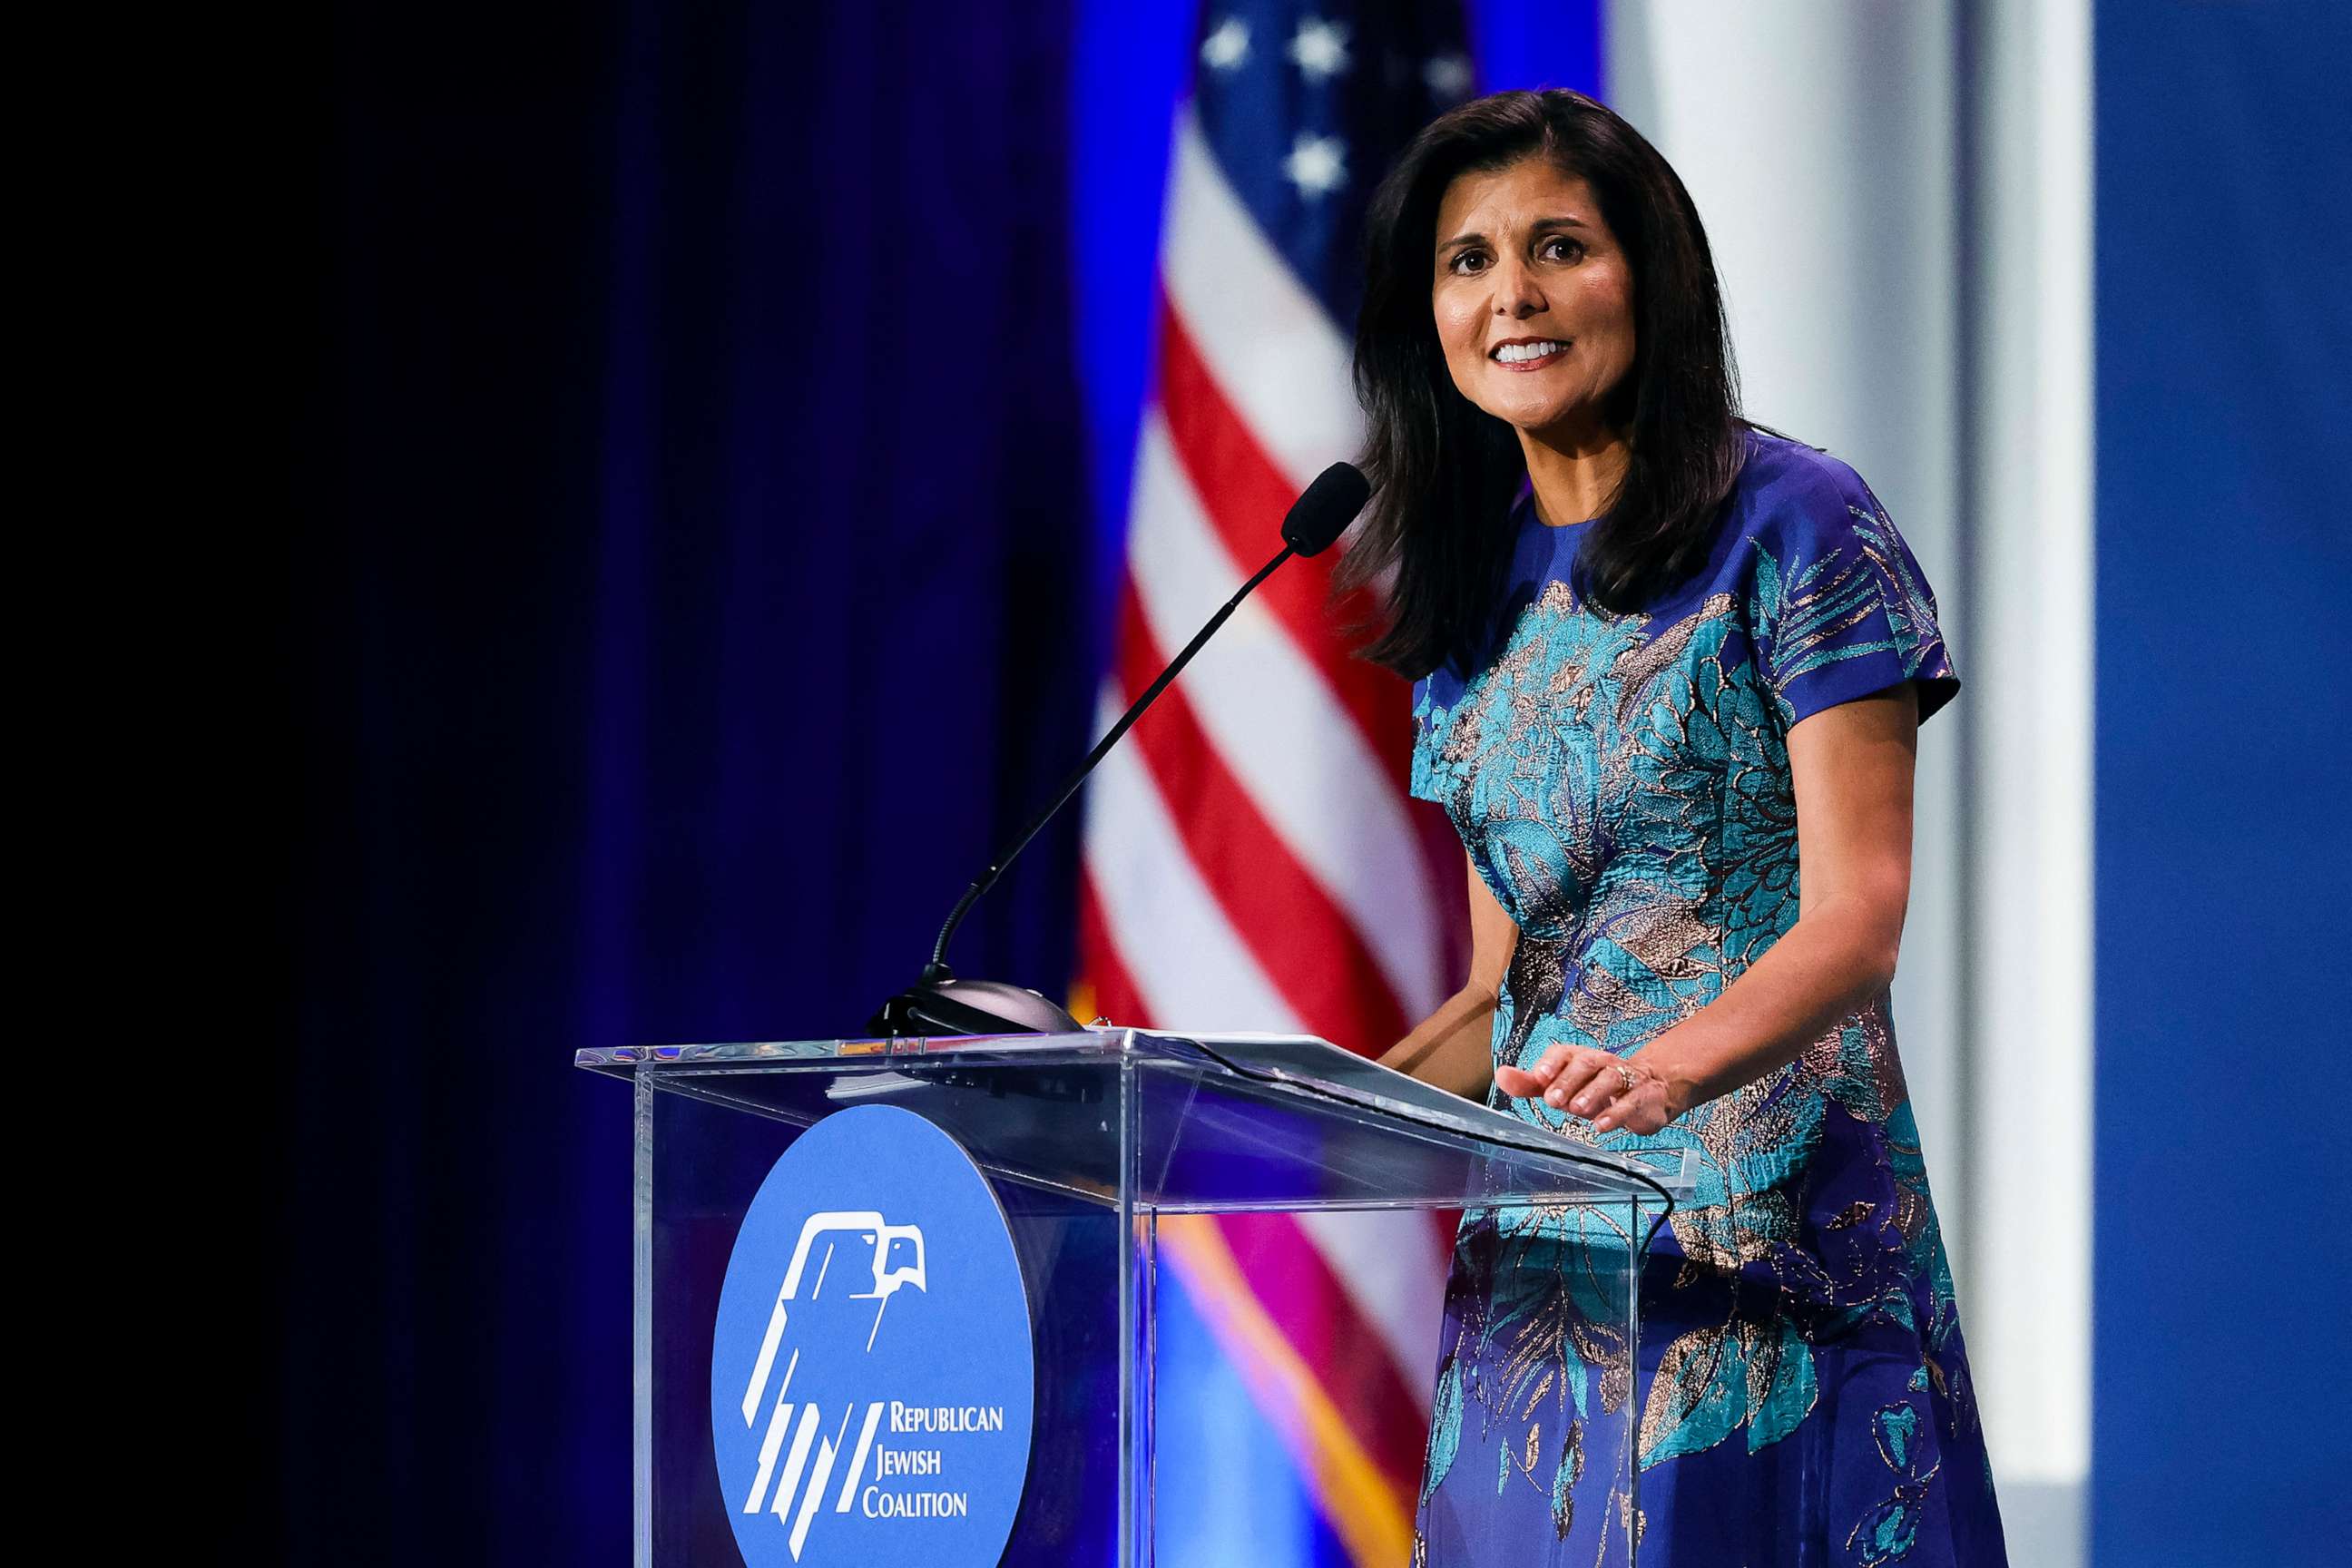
1377, 851, 1518, 1101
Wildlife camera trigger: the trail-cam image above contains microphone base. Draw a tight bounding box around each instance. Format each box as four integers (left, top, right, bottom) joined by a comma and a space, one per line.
866, 975, 1084, 1039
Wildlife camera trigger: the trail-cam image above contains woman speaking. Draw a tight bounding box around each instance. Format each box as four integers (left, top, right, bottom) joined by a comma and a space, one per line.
1353, 91, 2009, 1565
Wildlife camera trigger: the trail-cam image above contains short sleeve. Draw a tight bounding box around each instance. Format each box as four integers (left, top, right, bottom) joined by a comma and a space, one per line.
1748, 475, 1960, 729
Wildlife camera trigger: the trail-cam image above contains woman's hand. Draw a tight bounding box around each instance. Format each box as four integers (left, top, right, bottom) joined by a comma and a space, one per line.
1494, 1044, 1689, 1135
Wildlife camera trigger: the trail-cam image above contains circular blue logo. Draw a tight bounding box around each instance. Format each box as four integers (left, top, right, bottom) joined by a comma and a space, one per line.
710, 1105, 1035, 1567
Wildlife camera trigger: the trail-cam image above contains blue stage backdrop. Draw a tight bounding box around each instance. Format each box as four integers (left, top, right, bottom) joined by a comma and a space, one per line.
2092, 5, 2352, 1564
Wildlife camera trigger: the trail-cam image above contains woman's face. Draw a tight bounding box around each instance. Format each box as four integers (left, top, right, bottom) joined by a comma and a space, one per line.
1430, 156, 1637, 441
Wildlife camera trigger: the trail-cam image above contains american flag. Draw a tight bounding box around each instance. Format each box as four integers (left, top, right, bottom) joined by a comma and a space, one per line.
1075, 5, 1475, 1562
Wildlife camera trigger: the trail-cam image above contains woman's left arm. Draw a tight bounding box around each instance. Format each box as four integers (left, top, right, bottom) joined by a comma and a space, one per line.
1493, 681, 1920, 1133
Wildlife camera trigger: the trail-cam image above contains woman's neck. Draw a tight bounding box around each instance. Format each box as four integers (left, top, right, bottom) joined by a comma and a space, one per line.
1519, 422, 1632, 527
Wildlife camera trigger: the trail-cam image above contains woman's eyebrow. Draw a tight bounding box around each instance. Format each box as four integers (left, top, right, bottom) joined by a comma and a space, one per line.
1436, 230, 1485, 255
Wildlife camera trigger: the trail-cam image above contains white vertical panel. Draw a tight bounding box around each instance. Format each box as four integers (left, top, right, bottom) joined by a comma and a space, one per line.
1963, 0, 2094, 1542
1606, 5, 2092, 1562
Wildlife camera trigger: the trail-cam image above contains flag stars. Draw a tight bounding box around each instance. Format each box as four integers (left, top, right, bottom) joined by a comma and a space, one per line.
1282, 132, 1348, 198
1200, 17, 1250, 72
1424, 53, 1474, 100
1289, 18, 1350, 82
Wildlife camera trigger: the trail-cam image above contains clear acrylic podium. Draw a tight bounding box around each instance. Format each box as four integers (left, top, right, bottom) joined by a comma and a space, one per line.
576, 1028, 1689, 1567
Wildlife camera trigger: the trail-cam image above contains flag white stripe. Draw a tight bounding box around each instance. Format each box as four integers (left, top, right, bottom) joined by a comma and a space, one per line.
1128, 413, 1446, 1019
1161, 110, 1361, 491
1083, 686, 1303, 1034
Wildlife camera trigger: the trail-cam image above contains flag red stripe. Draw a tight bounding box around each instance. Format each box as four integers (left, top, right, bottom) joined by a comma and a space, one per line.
1115, 578, 1409, 1052
1155, 296, 1416, 787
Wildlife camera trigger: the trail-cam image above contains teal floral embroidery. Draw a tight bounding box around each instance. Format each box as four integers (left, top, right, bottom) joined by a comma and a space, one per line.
1421, 1355, 1463, 1504
1847, 1396, 1942, 1565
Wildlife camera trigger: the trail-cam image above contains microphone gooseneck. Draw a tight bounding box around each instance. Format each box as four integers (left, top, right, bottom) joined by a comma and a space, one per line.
867, 462, 1373, 1039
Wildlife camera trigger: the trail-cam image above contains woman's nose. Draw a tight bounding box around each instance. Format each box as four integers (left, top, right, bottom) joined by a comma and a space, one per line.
1490, 259, 1544, 318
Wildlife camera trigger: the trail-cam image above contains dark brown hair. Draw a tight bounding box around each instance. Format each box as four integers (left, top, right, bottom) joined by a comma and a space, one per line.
1338, 89, 1748, 676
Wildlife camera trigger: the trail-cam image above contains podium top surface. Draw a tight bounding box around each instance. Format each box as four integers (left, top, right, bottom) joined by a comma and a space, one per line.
577, 1028, 1690, 1215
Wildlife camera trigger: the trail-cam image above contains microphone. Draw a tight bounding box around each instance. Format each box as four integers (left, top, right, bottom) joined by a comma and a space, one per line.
867, 461, 1374, 1039
1279, 459, 1373, 555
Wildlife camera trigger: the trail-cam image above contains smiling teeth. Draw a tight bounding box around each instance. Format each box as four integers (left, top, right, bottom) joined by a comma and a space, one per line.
1494, 340, 1567, 363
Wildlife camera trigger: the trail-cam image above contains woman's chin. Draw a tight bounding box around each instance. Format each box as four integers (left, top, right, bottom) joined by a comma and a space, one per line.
1476, 386, 1588, 434
1524, 406, 1627, 450
1459, 383, 1614, 443
1475, 397, 1572, 433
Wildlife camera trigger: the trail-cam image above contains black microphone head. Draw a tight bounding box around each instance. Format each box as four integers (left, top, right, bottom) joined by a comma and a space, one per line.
1280, 462, 1371, 557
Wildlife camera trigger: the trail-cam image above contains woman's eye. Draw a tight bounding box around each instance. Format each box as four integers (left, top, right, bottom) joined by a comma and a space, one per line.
1449, 252, 1488, 275
1543, 237, 1586, 262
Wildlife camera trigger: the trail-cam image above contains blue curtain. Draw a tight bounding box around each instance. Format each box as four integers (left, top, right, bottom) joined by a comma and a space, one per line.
281, 2, 1090, 1559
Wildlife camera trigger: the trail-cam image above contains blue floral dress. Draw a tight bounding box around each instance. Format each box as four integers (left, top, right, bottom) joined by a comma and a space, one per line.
1407, 429, 2007, 1566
